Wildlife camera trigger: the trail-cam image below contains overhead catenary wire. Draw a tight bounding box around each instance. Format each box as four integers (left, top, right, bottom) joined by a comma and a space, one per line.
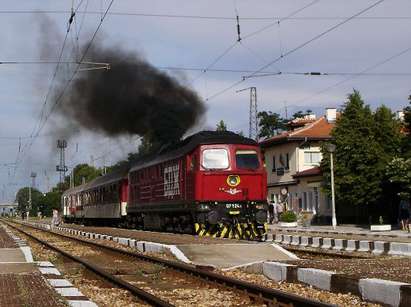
242, 0, 320, 40
192, 0, 319, 84
205, 0, 385, 102
242, 71, 411, 79
10, 0, 87, 183
291, 44, 411, 106
0, 60, 110, 67
11, 0, 114, 189
1, 9, 410, 21
33, 0, 115, 139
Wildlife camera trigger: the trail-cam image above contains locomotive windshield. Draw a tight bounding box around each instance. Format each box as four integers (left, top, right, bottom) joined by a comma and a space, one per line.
236, 150, 259, 169
202, 149, 229, 169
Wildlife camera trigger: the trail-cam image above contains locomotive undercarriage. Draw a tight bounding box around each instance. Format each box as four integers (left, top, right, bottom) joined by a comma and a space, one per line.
194, 202, 268, 240
66, 202, 268, 241
124, 202, 268, 241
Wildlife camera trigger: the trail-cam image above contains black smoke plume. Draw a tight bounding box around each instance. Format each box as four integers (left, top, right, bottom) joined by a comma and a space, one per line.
57, 42, 205, 150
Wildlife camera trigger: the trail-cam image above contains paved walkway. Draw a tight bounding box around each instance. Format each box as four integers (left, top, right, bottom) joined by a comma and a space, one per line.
177, 243, 297, 269
268, 224, 411, 242
0, 224, 67, 307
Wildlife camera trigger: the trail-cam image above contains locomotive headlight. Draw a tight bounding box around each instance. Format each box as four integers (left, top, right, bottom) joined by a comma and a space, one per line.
227, 175, 240, 187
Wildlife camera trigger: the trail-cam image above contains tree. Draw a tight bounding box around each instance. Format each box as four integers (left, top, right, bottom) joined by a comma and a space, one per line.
137, 135, 156, 156
292, 109, 313, 119
373, 105, 402, 162
402, 95, 411, 157
70, 164, 101, 186
257, 111, 285, 139
321, 90, 382, 211
39, 191, 62, 217
385, 95, 411, 199
15, 187, 43, 217
216, 120, 227, 131
108, 136, 154, 173
386, 157, 411, 198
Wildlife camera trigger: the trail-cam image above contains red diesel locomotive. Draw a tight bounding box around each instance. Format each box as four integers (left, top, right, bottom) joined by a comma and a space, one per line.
62, 131, 268, 240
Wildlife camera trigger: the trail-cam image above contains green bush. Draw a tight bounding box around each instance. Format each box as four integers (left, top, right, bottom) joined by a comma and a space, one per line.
279, 210, 297, 222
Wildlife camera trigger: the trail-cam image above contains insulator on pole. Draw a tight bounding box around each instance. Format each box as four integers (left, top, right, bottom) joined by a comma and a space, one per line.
236, 15, 241, 42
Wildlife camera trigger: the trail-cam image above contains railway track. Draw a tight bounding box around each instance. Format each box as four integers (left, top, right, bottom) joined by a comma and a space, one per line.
284, 245, 371, 259
4, 220, 334, 307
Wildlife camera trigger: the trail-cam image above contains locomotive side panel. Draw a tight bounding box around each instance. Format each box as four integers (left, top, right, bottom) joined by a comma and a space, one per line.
128, 156, 191, 213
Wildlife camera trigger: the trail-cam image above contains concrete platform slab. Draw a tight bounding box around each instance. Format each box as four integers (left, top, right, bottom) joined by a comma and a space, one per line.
39, 267, 61, 275
68, 300, 98, 307
48, 279, 74, 287
55, 287, 84, 297
176, 243, 297, 269
0, 263, 37, 274
0, 248, 27, 262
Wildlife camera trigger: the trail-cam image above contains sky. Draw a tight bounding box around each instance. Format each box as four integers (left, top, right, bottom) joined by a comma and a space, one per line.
0, 0, 410, 201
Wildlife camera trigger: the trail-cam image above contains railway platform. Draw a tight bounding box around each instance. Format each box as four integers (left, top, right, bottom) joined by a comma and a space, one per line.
43, 223, 299, 269
177, 243, 297, 269
268, 224, 411, 242
0, 223, 97, 307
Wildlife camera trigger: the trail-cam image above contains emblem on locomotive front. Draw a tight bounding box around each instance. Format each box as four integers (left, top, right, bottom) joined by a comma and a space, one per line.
226, 175, 240, 187
219, 187, 242, 195
163, 164, 180, 197
220, 175, 242, 195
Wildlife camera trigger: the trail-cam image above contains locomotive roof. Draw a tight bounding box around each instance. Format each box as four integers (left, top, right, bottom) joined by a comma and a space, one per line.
62, 167, 128, 196
130, 130, 257, 171
62, 131, 257, 196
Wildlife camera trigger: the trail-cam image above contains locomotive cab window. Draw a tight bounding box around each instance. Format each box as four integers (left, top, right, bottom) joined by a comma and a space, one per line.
236, 150, 259, 169
202, 149, 229, 169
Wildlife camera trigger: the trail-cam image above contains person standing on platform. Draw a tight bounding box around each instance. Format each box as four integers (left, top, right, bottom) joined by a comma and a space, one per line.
267, 197, 274, 224
276, 202, 284, 222
399, 193, 410, 232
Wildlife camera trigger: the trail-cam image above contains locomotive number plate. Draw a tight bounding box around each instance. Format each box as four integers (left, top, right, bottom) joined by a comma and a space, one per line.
226, 203, 241, 209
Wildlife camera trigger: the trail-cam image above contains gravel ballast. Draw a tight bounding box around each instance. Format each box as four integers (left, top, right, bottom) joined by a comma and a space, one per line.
290, 257, 411, 283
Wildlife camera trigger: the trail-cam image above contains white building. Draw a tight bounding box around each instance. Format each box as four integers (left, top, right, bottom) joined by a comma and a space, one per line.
0, 202, 18, 216
259, 109, 337, 223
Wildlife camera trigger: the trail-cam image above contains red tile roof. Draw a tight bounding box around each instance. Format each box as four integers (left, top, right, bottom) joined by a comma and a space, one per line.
260, 116, 334, 147
293, 167, 322, 178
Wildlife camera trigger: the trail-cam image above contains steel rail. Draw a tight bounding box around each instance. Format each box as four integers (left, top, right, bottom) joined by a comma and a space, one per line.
8, 220, 335, 307
3, 221, 173, 307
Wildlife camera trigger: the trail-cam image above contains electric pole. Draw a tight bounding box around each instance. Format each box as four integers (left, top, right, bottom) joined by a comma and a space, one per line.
28, 172, 36, 220
56, 140, 68, 191
236, 86, 258, 141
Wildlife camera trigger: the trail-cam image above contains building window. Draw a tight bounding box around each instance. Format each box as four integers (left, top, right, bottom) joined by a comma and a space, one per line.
278, 153, 289, 170
286, 153, 290, 170
272, 155, 276, 172
308, 191, 313, 211
303, 192, 307, 210
304, 151, 322, 165
313, 187, 319, 214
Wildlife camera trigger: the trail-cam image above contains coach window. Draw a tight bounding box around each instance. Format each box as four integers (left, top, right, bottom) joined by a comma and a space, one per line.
202, 149, 229, 169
